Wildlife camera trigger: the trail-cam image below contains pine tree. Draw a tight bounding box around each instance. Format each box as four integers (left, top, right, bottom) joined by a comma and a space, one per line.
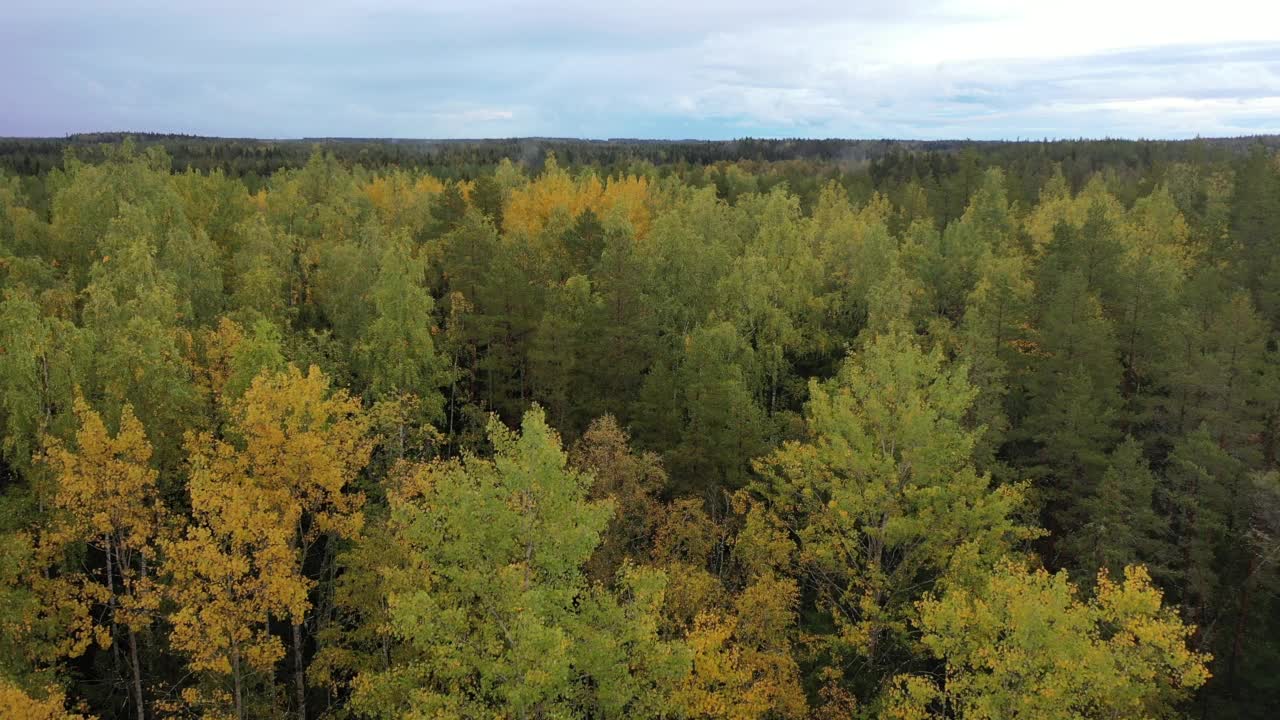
753, 330, 1032, 693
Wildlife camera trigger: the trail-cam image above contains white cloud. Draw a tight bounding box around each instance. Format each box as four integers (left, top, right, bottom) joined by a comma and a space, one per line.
442, 109, 515, 123
3, 1, 1278, 137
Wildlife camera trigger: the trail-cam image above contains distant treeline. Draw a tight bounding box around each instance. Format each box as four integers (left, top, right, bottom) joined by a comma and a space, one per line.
3, 131, 1278, 183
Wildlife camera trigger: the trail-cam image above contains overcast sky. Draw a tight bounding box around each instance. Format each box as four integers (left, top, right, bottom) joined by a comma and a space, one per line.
4, 0, 1279, 139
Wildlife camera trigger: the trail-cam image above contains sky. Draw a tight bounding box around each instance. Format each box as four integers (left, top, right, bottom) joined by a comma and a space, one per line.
3, 0, 1279, 140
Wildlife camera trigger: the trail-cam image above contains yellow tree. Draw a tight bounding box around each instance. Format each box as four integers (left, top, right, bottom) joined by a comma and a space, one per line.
0, 679, 94, 720
164, 517, 305, 720
503, 154, 587, 238
360, 170, 437, 238
886, 562, 1211, 719
598, 175, 652, 239
169, 365, 372, 720
671, 498, 808, 720
41, 397, 165, 720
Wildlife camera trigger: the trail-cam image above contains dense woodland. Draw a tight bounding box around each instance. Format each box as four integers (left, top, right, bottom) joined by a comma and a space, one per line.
1, 135, 1278, 719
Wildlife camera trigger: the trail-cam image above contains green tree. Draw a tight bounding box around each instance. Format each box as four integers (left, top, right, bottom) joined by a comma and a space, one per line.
0, 290, 84, 477
753, 330, 1032, 693
354, 407, 688, 719
358, 232, 447, 421
1064, 437, 1169, 581
79, 203, 199, 473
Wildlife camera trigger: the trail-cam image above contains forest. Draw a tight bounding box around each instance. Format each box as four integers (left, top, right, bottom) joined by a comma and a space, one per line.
0, 135, 1278, 719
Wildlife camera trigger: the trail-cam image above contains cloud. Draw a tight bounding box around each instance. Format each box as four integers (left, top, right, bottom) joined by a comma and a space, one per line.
449, 109, 515, 123
1, 1, 1278, 138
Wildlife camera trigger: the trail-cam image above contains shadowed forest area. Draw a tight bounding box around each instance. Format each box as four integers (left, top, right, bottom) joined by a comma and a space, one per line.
1, 135, 1278, 719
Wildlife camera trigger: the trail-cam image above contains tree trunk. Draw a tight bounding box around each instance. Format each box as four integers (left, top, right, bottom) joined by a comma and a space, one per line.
128, 627, 145, 720
104, 542, 123, 669
293, 621, 307, 720
231, 643, 245, 720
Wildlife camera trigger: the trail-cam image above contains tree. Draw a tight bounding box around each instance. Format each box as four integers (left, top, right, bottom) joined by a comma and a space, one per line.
164, 511, 306, 720
958, 251, 1032, 471
0, 679, 94, 720
1063, 437, 1169, 582
670, 498, 808, 720
313, 223, 380, 344
158, 225, 223, 326
307, 508, 409, 719
42, 398, 164, 720
0, 290, 84, 478
1021, 268, 1122, 538
354, 407, 688, 719
716, 188, 824, 415
1229, 145, 1280, 300
570, 415, 667, 584
528, 275, 600, 432
753, 330, 1032, 694
886, 562, 1210, 720
908, 167, 1013, 323
1156, 279, 1268, 458
652, 322, 769, 493
1113, 190, 1187, 416
588, 216, 660, 423
358, 232, 447, 421
817, 193, 898, 342
224, 318, 287, 402
228, 217, 292, 325
79, 202, 198, 472
48, 141, 189, 289
168, 365, 371, 720
1161, 426, 1242, 642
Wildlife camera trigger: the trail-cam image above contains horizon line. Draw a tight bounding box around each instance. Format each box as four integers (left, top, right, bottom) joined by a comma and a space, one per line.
3, 131, 1280, 145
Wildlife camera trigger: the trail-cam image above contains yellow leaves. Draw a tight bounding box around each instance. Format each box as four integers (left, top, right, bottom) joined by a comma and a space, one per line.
163, 523, 298, 677
43, 396, 160, 551
363, 173, 442, 215
883, 675, 940, 720
675, 597, 807, 720
359, 171, 445, 236
166, 364, 373, 695
158, 687, 237, 720
194, 364, 373, 545
730, 495, 795, 578
26, 573, 112, 660
362, 176, 392, 211
193, 316, 244, 403
504, 162, 580, 237
413, 175, 446, 196
668, 559, 805, 720
889, 560, 1210, 719
32, 395, 165, 660
503, 162, 651, 239
1093, 566, 1213, 691
0, 679, 94, 720
599, 174, 652, 238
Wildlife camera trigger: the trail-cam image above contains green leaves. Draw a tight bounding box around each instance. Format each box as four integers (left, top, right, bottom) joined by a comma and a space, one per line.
360, 407, 686, 719
754, 329, 1032, 682
358, 232, 447, 420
